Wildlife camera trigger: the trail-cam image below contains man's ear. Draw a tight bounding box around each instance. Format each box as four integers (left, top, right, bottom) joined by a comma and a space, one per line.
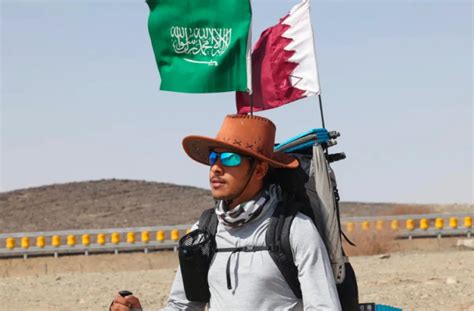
254, 161, 269, 180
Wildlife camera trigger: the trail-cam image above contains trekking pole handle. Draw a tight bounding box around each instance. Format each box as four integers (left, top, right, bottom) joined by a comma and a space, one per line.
119, 290, 133, 297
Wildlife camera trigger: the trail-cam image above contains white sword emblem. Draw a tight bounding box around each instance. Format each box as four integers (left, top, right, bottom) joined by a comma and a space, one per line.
183, 58, 218, 66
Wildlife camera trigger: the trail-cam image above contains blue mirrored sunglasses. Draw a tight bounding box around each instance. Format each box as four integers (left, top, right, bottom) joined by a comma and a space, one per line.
209, 151, 248, 167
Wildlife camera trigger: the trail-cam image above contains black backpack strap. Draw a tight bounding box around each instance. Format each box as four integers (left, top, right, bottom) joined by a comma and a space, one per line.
179, 207, 218, 303
266, 200, 302, 299
198, 207, 218, 235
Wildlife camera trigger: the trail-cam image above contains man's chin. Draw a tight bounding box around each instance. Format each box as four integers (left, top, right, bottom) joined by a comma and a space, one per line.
212, 194, 228, 201
211, 191, 232, 201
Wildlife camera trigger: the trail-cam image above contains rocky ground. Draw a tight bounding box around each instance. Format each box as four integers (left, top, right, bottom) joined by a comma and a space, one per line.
0, 245, 472, 311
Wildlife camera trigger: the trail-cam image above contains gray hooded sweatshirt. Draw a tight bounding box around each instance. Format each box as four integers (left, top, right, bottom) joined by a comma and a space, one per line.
162, 185, 341, 311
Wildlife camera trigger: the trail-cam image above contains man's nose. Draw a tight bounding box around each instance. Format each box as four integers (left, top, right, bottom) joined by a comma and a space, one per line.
210, 160, 224, 174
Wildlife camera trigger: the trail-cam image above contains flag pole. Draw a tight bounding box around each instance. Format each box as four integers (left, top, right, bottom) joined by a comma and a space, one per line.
317, 94, 326, 128
317, 93, 329, 157
250, 92, 254, 116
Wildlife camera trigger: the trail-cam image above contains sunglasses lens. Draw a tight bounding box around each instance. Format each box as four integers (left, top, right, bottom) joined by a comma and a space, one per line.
221, 152, 241, 167
209, 152, 218, 165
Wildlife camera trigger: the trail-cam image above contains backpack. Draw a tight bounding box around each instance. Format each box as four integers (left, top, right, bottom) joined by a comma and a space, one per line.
180, 128, 359, 310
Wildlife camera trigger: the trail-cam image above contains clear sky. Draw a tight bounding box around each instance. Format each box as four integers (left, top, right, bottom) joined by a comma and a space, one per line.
1, 0, 472, 204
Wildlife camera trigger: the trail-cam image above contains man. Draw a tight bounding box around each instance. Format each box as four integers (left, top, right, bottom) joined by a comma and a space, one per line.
111, 114, 341, 310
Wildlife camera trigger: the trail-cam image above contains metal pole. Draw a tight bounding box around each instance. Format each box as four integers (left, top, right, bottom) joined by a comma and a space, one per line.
318, 94, 326, 129
250, 92, 254, 116
317, 94, 329, 156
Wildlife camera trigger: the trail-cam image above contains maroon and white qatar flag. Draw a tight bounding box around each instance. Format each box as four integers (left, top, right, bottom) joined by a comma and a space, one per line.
236, 0, 320, 113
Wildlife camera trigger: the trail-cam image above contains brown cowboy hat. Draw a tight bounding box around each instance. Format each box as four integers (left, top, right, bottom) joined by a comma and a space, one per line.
182, 114, 298, 169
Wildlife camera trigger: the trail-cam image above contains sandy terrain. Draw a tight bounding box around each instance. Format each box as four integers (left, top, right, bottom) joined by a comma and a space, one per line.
1, 245, 473, 311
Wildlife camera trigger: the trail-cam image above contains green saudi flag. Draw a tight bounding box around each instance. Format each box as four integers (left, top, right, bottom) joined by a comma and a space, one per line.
146, 0, 252, 93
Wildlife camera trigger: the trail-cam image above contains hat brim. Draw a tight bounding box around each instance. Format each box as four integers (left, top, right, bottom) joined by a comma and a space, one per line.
183, 135, 299, 169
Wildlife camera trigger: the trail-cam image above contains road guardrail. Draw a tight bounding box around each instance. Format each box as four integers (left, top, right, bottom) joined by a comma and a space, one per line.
0, 213, 471, 258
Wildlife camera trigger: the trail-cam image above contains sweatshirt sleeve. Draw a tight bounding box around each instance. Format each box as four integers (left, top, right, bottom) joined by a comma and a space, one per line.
161, 223, 206, 311
289, 213, 342, 311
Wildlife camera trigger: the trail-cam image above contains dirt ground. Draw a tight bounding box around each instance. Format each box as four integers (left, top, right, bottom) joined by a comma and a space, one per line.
0, 243, 473, 311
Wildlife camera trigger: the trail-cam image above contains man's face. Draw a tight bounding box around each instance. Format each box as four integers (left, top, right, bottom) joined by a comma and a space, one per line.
208, 148, 256, 201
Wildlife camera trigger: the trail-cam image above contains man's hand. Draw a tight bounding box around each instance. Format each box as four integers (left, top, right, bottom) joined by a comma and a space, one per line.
109, 292, 142, 311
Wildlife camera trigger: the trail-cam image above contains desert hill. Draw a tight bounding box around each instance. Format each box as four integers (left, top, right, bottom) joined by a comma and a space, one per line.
0, 179, 471, 233
0, 179, 212, 233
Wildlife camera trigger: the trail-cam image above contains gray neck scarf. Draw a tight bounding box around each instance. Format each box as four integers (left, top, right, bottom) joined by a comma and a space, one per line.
215, 189, 269, 228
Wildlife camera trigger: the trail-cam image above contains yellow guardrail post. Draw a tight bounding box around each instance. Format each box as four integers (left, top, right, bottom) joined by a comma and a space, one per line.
6, 237, 15, 250
156, 230, 165, 242
111, 232, 120, 255
435, 218, 444, 238
171, 229, 180, 251
406, 219, 415, 230
52, 235, 61, 247
67, 235, 76, 247
346, 222, 355, 233
449, 217, 458, 229
361, 221, 370, 231
36, 236, 46, 248
464, 216, 472, 228
51, 235, 61, 258
465, 216, 473, 238
420, 218, 429, 230
390, 220, 399, 231
21, 237, 30, 249
406, 219, 414, 240
127, 232, 135, 244
21, 237, 30, 259
97, 233, 106, 245
82, 234, 91, 256
82, 234, 90, 246
141, 231, 150, 254
171, 229, 180, 241
376, 220, 384, 231
141, 231, 150, 243
111, 232, 120, 244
